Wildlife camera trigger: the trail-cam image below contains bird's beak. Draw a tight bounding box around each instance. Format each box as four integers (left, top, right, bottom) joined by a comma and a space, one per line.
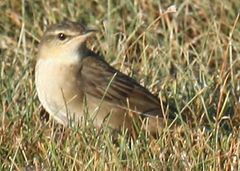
84, 28, 98, 37
75, 28, 97, 43
73, 28, 97, 44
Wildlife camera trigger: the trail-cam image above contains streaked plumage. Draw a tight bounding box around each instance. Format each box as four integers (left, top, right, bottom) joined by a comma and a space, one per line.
35, 21, 170, 134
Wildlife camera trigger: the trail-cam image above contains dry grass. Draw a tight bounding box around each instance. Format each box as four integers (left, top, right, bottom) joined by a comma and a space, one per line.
0, 0, 240, 170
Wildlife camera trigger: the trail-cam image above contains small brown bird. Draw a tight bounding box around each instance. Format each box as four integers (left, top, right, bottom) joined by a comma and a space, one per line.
35, 21, 170, 134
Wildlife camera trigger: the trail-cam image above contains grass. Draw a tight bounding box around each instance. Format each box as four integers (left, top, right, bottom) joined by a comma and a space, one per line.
0, 0, 240, 170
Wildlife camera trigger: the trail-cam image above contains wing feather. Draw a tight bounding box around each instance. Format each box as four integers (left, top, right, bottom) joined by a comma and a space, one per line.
79, 56, 163, 117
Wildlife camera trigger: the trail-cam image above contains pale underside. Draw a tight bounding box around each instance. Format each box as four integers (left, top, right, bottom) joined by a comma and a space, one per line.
35, 55, 165, 132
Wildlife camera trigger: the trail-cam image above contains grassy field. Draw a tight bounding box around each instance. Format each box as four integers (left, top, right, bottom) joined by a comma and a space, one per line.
0, 0, 240, 170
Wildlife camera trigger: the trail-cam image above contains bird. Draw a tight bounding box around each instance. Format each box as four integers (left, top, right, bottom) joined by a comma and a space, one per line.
35, 20, 172, 134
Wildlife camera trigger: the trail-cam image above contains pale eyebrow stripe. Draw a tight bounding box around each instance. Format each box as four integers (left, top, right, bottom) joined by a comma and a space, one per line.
46, 29, 80, 37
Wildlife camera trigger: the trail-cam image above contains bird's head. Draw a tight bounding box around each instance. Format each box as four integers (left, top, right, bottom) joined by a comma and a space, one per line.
38, 21, 97, 63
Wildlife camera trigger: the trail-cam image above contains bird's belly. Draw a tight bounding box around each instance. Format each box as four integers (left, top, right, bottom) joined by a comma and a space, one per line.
35, 59, 149, 131
35, 59, 83, 125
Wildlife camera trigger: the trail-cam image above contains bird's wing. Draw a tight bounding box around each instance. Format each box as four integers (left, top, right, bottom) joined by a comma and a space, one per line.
79, 56, 163, 117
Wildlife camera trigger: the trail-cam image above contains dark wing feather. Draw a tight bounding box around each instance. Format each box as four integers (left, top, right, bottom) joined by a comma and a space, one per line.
79, 56, 163, 117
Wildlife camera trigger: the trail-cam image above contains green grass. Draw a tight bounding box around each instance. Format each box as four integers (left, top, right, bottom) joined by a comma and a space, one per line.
0, 0, 240, 170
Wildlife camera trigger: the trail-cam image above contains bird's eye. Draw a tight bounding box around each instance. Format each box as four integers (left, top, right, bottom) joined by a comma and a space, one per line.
58, 33, 66, 41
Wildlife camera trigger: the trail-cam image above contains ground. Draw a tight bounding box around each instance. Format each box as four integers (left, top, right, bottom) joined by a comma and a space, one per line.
0, 0, 240, 170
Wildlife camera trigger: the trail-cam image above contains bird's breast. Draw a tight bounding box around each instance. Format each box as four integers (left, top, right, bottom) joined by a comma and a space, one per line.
35, 58, 83, 125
